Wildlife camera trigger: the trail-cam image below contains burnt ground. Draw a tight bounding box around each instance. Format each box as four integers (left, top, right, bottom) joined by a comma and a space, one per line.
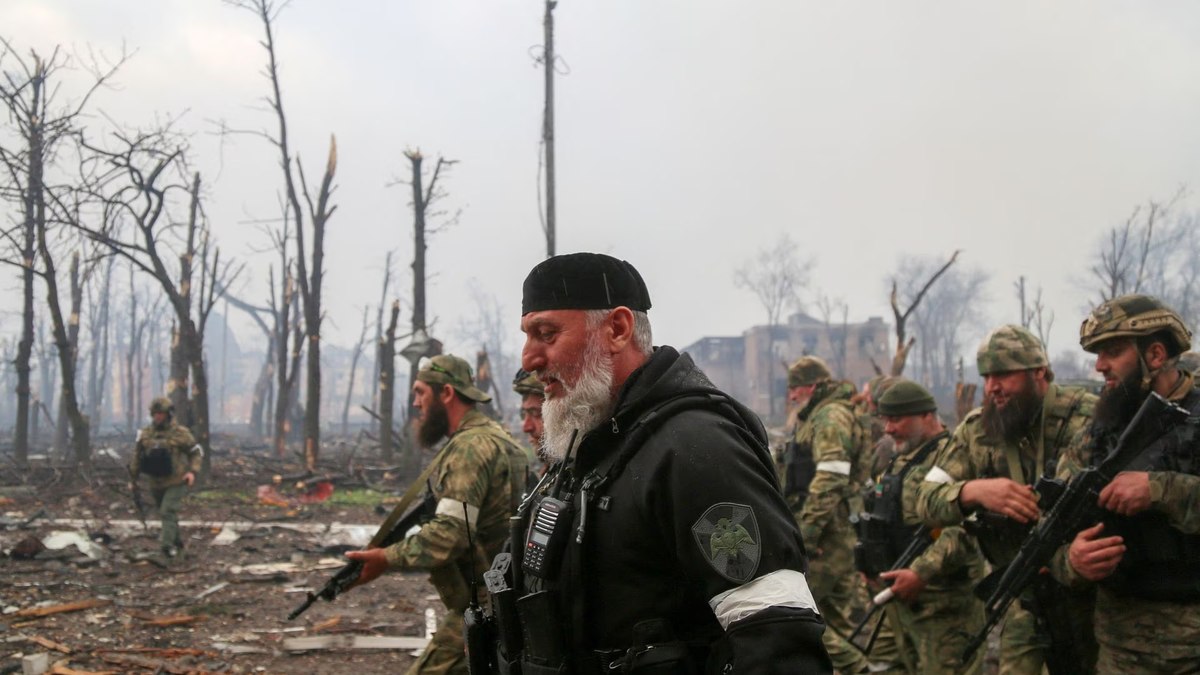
0, 441, 443, 675
1, 438, 1002, 675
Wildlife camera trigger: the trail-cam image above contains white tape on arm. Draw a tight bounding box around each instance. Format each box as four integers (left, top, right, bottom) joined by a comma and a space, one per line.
708, 569, 819, 630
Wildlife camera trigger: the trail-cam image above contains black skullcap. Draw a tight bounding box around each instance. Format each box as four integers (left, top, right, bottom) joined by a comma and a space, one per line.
877, 379, 937, 417
522, 252, 652, 315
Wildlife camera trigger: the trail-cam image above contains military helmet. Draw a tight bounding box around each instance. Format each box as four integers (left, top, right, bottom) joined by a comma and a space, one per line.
976, 325, 1048, 375
512, 368, 545, 397
1079, 294, 1192, 356
149, 396, 173, 415
787, 356, 832, 387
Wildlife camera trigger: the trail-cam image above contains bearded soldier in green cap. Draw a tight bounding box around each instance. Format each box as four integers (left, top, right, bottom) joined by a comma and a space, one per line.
129, 397, 202, 560
786, 356, 905, 673
347, 354, 528, 675
911, 325, 1098, 674
1049, 295, 1200, 673
858, 380, 987, 674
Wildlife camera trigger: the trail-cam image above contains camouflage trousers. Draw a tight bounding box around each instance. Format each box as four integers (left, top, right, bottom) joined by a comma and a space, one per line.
1094, 643, 1200, 675
998, 602, 1044, 675
808, 533, 906, 674
152, 484, 186, 551
407, 609, 465, 675
886, 587, 985, 675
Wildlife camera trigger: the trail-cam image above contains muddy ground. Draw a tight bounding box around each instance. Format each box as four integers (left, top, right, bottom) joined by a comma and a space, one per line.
0, 442, 443, 675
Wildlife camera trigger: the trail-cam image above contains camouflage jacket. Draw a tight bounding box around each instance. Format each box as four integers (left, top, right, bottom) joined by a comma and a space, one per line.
911, 383, 1095, 567
384, 409, 528, 610
130, 421, 201, 490
1049, 371, 1200, 661
795, 381, 869, 548
892, 433, 986, 591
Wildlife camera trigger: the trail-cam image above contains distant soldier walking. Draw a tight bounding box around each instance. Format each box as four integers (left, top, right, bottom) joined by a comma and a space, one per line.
129, 397, 202, 560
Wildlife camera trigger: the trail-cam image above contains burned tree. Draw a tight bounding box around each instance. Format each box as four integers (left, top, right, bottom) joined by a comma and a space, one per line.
228, 0, 339, 471
887, 250, 959, 376
341, 307, 370, 436
379, 300, 400, 461
402, 149, 455, 425
0, 41, 123, 465
75, 127, 240, 476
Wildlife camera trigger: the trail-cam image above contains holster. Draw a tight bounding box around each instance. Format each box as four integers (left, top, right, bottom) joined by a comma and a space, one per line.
517, 591, 569, 673
485, 553, 524, 672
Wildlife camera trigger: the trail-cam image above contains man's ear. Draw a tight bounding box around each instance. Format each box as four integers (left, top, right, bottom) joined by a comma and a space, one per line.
439, 383, 457, 406
1143, 341, 1170, 371
606, 306, 635, 353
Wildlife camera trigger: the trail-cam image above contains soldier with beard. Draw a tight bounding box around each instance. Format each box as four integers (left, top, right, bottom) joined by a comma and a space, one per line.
1051, 295, 1200, 672
911, 325, 1098, 674
502, 252, 830, 674
861, 380, 987, 674
786, 357, 905, 674
347, 354, 528, 675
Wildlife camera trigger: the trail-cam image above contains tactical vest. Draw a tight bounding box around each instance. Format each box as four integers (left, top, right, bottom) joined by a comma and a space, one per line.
966, 385, 1091, 567
504, 391, 772, 675
855, 431, 946, 577
1098, 387, 1200, 601
785, 390, 868, 511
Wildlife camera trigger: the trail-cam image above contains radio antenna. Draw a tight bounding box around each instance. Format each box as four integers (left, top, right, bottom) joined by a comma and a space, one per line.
551, 428, 579, 499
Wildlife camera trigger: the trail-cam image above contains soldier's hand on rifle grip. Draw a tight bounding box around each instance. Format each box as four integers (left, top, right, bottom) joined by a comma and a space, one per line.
345, 547, 390, 588
877, 568, 926, 603
960, 478, 1040, 523
1068, 522, 1125, 582
1098, 471, 1151, 516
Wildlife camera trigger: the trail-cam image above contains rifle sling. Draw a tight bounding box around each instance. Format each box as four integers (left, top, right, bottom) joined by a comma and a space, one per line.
367, 441, 455, 548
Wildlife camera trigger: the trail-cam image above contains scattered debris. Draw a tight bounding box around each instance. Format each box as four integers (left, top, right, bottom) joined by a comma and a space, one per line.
10, 536, 46, 560
138, 614, 202, 628
14, 599, 111, 619
20, 652, 48, 675
195, 582, 229, 600
40, 532, 106, 561
281, 635, 430, 653
210, 528, 240, 546
95, 652, 219, 675
26, 636, 72, 654
310, 615, 341, 632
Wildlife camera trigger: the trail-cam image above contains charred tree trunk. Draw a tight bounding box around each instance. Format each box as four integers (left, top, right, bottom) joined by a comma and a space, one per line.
44, 250, 90, 467
11, 60, 44, 467
379, 300, 400, 461
342, 306, 369, 436
370, 252, 392, 435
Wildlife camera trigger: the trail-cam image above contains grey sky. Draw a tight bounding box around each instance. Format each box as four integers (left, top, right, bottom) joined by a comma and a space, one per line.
3, 1, 1200, 365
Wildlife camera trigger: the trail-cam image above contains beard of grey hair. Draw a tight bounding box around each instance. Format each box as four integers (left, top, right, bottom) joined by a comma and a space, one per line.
539, 335, 617, 462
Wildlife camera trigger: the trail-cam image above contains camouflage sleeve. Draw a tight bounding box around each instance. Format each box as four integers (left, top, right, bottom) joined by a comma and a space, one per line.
797, 405, 855, 545
910, 418, 978, 527
1149, 471, 1200, 534
1049, 427, 1095, 588
385, 435, 497, 570
179, 427, 202, 474
909, 526, 975, 583
129, 432, 142, 480
903, 446, 977, 581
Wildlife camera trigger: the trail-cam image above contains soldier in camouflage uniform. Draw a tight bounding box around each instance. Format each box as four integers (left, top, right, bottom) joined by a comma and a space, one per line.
348, 354, 529, 675
787, 356, 905, 673
129, 397, 202, 559
911, 325, 1098, 674
1051, 295, 1200, 673
860, 380, 987, 674
512, 368, 546, 474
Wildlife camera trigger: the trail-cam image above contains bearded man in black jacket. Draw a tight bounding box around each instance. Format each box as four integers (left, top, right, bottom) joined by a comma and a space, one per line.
501, 252, 831, 675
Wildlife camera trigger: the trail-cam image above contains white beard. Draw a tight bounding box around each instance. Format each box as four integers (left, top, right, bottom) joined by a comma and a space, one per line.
539, 337, 616, 462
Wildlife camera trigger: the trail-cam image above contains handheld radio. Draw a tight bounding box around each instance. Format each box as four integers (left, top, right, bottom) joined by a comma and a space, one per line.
522, 429, 579, 580
462, 503, 494, 674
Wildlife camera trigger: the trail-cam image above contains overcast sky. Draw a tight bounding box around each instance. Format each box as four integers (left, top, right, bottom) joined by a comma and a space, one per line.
3, 1, 1200, 366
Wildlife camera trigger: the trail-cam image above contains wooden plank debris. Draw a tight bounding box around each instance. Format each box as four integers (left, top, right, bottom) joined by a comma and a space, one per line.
140, 614, 202, 628
96, 653, 218, 675
282, 635, 430, 652
311, 615, 341, 632
48, 666, 117, 675
13, 599, 111, 618
26, 635, 72, 653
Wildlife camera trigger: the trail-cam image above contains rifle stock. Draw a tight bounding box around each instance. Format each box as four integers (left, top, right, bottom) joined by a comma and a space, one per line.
960, 392, 1189, 665
288, 490, 436, 620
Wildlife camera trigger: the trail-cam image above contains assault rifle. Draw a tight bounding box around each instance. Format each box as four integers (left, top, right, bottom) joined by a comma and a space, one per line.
960, 392, 1190, 665
849, 525, 935, 651
287, 484, 437, 620
131, 485, 148, 531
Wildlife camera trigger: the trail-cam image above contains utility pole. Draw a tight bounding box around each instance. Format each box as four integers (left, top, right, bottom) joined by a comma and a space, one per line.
542, 0, 557, 258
